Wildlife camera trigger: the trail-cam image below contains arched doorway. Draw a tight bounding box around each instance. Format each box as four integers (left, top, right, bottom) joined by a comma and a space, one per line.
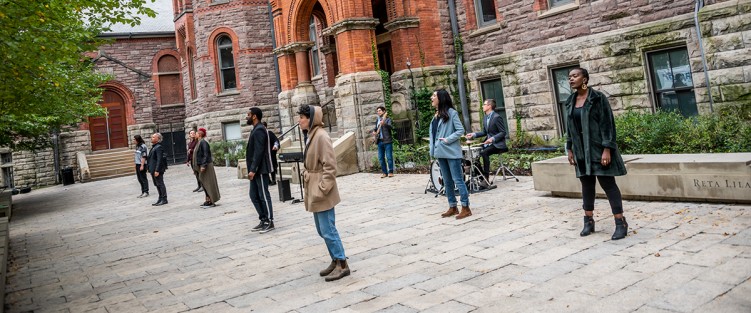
89, 90, 128, 151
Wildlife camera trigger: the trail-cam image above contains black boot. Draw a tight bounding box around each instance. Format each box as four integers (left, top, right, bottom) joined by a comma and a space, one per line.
612, 217, 628, 240
580, 216, 595, 237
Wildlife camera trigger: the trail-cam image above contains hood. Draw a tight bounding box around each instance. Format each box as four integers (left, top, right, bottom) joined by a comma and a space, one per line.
311, 105, 323, 129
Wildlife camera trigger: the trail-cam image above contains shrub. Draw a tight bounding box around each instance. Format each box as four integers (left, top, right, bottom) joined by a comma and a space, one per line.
615, 106, 751, 154
209, 140, 246, 167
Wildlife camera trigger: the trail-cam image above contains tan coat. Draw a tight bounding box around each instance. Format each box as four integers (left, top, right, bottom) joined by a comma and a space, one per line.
302, 106, 340, 213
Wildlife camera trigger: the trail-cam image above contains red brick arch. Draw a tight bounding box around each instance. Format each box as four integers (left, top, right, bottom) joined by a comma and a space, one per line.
289, 0, 335, 43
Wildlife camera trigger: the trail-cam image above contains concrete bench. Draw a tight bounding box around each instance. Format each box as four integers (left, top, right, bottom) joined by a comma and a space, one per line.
532, 153, 751, 203
0, 216, 8, 313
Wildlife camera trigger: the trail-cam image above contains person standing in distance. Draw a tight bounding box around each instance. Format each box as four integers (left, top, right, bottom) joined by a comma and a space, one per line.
133, 135, 149, 198
297, 104, 350, 282
246, 107, 275, 233
148, 133, 168, 206
262, 121, 280, 185
370, 106, 394, 178
193, 128, 220, 208
186, 130, 203, 193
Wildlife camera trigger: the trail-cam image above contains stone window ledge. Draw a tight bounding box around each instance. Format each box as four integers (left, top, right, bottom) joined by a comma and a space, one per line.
161, 103, 185, 109
209, 0, 230, 6
537, 3, 579, 19
469, 23, 501, 38
217, 90, 240, 97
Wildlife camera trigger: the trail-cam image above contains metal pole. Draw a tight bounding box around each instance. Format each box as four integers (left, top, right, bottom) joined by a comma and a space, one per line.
447, 0, 471, 129
694, 0, 714, 112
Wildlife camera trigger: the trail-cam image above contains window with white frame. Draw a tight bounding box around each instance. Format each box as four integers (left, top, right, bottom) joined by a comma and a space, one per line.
217, 35, 236, 91
549, 0, 575, 9
474, 0, 497, 28
222, 122, 242, 141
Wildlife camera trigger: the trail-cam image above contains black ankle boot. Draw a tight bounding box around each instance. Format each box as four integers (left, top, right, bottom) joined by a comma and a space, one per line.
580, 216, 595, 236
612, 217, 628, 240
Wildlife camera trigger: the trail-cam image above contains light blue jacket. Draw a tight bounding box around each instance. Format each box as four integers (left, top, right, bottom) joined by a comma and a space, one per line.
429, 108, 465, 159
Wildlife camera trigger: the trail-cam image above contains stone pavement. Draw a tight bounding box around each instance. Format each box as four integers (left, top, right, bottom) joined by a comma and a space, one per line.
4, 165, 751, 313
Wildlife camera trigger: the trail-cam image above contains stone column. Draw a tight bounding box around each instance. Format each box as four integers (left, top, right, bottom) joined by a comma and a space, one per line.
334, 71, 385, 170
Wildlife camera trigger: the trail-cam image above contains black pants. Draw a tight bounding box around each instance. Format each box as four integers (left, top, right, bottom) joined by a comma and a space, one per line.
478, 145, 504, 179
579, 175, 623, 214
194, 171, 202, 189
135, 164, 149, 193
151, 172, 167, 201
249, 173, 273, 221
270, 152, 278, 182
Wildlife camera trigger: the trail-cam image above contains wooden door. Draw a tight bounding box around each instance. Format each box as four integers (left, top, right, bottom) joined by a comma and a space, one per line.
90, 90, 127, 151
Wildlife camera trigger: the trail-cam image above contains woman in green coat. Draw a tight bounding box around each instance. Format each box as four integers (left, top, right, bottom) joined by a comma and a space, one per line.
565, 68, 628, 240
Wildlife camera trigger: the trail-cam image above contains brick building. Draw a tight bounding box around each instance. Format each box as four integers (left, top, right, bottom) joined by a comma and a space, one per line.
8, 0, 750, 187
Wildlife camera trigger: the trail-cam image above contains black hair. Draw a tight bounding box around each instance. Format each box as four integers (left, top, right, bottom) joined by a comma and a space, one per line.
134, 135, 145, 145
435, 89, 454, 122
296, 104, 311, 118
249, 107, 263, 121
376, 106, 386, 112
571, 67, 590, 84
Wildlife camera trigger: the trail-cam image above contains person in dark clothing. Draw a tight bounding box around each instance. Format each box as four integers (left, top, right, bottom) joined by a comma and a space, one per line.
262, 121, 280, 185
148, 133, 168, 206
370, 106, 394, 178
193, 127, 220, 208
133, 135, 149, 198
465, 99, 508, 188
565, 67, 628, 240
246, 107, 275, 233
186, 130, 203, 192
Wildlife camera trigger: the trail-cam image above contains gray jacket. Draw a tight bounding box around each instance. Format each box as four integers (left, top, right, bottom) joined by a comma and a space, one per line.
372, 116, 393, 144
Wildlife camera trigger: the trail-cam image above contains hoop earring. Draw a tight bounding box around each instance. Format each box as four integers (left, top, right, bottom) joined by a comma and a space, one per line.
582, 83, 588, 90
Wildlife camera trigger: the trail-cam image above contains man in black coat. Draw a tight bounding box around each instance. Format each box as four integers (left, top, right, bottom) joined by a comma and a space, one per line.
246, 107, 275, 233
148, 133, 169, 206
466, 99, 508, 187
262, 121, 280, 185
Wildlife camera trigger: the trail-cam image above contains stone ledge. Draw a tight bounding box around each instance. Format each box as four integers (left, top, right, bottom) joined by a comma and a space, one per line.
532, 153, 751, 203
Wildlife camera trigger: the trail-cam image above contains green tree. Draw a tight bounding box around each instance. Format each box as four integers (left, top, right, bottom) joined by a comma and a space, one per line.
0, 0, 156, 150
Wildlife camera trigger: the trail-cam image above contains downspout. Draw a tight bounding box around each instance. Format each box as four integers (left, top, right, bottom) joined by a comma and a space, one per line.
447, 0, 471, 129
268, 1, 285, 133
694, 0, 714, 113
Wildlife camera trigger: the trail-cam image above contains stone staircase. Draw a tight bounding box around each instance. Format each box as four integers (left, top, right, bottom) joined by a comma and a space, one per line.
85, 148, 134, 181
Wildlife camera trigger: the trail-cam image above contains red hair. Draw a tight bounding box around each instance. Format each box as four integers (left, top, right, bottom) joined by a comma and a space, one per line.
198, 128, 207, 136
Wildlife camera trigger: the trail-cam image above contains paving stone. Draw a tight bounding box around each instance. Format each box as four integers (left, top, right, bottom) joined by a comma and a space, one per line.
4, 167, 750, 312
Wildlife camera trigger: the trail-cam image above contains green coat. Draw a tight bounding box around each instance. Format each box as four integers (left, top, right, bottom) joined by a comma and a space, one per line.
564, 89, 627, 178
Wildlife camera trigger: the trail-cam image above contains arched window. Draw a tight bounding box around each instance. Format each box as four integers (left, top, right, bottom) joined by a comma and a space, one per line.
217, 35, 236, 90
157, 55, 184, 105
309, 17, 320, 77
188, 48, 197, 99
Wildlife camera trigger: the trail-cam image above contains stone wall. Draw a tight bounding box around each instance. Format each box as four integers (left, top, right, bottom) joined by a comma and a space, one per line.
458, 1, 751, 140
11, 130, 91, 188
184, 2, 279, 122
334, 71, 387, 169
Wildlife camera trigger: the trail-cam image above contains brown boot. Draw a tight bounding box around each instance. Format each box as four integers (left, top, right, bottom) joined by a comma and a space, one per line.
325, 259, 351, 282
456, 206, 472, 219
441, 206, 459, 218
319, 260, 336, 277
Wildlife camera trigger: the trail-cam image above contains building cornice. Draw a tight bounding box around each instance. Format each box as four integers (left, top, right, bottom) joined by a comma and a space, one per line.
321, 18, 380, 36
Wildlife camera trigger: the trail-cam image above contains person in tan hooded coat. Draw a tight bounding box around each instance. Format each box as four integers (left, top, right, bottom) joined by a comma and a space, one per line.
297, 104, 350, 282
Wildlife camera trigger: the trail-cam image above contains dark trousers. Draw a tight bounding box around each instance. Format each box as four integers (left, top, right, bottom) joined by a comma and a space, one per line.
478, 145, 504, 179
249, 173, 273, 221
135, 164, 149, 193
151, 172, 167, 201
270, 152, 278, 182
579, 175, 623, 214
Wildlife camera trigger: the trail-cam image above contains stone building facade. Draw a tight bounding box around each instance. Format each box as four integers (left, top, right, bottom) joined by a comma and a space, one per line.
9, 0, 750, 188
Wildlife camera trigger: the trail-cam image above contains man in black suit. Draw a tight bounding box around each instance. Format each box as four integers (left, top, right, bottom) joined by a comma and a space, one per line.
148, 133, 168, 206
466, 99, 508, 187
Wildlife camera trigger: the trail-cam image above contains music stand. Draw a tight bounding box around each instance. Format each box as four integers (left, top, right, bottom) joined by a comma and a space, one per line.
491, 152, 519, 183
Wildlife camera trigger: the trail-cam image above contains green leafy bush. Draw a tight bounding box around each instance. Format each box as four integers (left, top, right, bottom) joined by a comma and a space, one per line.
615, 105, 751, 154
209, 140, 246, 167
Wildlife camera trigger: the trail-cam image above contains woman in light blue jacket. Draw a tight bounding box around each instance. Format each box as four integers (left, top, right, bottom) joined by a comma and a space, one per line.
429, 89, 471, 219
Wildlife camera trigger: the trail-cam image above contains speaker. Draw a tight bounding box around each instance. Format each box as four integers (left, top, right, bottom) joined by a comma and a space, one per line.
278, 179, 293, 202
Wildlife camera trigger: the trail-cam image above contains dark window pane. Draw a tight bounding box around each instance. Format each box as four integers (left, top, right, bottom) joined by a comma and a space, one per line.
669, 49, 692, 88
552, 65, 579, 136
649, 52, 673, 90
550, 0, 574, 8
479, 0, 496, 23
219, 46, 234, 69
480, 79, 509, 138
222, 68, 236, 89
648, 47, 697, 117
218, 36, 231, 47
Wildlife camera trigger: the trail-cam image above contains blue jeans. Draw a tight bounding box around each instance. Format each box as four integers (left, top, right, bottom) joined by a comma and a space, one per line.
437, 158, 469, 207
314, 208, 346, 260
377, 141, 394, 174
